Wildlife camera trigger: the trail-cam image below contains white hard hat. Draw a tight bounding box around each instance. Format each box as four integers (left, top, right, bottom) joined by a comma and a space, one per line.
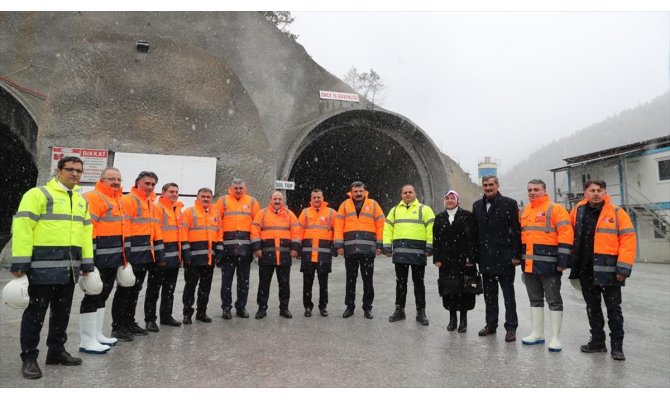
569, 278, 582, 291
116, 264, 136, 287
79, 267, 103, 295
3, 275, 30, 309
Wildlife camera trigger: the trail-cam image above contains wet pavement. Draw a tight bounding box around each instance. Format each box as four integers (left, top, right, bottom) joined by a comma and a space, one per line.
1, 259, 669, 388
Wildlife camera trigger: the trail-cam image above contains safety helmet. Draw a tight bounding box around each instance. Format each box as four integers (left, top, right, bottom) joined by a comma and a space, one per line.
116, 264, 136, 287
3, 275, 30, 309
78, 267, 103, 295
569, 278, 582, 291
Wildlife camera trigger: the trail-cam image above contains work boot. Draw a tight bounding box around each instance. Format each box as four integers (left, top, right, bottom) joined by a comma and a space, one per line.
447, 310, 457, 331
95, 308, 117, 346
416, 309, 429, 326
522, 307, 545, 345
196, 313, 212, 323
388, 306, 406, 322
478, 326, 496, 336
342, 307, 354, 318
611, 341, 626, 361
236, 308, 249, 318
580, 340, 607, 353
364, 310, 374, 319
319, 308, 328, 317
221, 309, 233, 320
111, 328, 134, 342
548, 310, 563, 352
279, 308, 293, 319
128, 321, 148, 336
45, 351, 82, 366
304, 308, 312, 318
505, 330, 517, 342
457, 311, 468, 333
78, 312, 111, 354
146, 321, 159, 332
182, 315, 192, 325
160, 316, 182, 327
255, 308, 267, 319
21, 359, 42, 379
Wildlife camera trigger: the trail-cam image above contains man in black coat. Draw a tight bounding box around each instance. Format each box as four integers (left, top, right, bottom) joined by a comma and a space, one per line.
472, 176, 522, 342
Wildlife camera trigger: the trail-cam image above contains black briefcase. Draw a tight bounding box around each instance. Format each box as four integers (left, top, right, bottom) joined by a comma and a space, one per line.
463, 271, 483, 295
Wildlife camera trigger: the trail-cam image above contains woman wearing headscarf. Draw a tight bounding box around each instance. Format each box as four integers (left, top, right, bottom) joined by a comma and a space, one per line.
432, 190, 478, 332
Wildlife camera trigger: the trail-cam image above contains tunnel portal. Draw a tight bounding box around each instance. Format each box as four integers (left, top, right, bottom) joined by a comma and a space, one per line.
287, 124, 423, 215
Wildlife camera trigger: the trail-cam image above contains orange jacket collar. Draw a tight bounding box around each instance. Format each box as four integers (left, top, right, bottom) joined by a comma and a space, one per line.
130, 186, 156, 201
228, 185, 248, 200
95, 181, 123, 199
194, 199, 214, 212
530, 194, 550, 208
158, 196, 183, 210
309, 200, 329, 209
267, 202, 287, 215
576, 193, 612, 208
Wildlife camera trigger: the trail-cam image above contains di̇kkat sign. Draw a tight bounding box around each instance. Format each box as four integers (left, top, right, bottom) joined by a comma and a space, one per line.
51, 147, 109, 183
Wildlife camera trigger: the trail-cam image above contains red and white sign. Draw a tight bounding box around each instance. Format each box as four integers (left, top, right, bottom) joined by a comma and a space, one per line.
319, 90, 360, 102
51, 147, 109, 183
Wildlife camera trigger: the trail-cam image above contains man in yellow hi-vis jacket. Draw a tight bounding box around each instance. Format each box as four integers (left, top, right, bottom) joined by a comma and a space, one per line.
383, 184, 435, 326
10, 156, 94, 379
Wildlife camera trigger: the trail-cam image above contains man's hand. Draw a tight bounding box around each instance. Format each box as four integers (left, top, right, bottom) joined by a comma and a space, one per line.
512, 258, 521, 266
11, 271, 25, 278
337, 248, 344, 256
254, 250, 262, 259
557, 266, 566, 272
616, 273, 627, 282
434, 261, 443, 268
375, 249, 382, 256
80, 271, 89, 276
290, 250, 298, 258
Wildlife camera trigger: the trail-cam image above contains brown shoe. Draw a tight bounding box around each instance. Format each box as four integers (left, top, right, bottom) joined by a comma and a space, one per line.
478, 326, 497, 336
505, 330, 517, 342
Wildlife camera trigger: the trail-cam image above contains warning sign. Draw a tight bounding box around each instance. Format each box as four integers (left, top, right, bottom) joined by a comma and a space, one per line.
51, 147, 109, 183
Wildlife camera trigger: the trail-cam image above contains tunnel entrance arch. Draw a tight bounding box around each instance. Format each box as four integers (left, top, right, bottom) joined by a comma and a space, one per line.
0, 84, 39, 250
283, 110, 449, 215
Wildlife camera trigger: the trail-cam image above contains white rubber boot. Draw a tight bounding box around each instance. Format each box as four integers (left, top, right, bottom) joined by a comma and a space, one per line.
96, 308, 118, 346
522, 307, 545, 345
548, 310, 563, 352
79, 312, 111, 354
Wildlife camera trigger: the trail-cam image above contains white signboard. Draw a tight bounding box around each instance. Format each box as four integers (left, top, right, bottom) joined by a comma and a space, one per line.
275, 180, 295, 190
51, 147, 109, 183
113, 152, 217, 208
319, 90, 360, 102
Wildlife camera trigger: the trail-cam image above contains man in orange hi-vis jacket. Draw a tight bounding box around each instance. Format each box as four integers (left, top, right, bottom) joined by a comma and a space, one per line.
250, 191, 301, 319
334, 181, 385, 320
569, 179, 636, 361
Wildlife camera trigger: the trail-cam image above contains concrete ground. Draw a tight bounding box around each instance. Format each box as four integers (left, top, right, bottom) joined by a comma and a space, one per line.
0, 259, 669, 388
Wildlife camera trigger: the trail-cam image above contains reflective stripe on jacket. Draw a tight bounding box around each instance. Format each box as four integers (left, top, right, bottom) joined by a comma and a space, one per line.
156, 196, 188, 268
183, 200, 223, 266
11, 178, 94, 284
251, 204, 301, 266
298, 201, 336, 264
84, 181, 130, 269
383, 198, 435, 266
122, 187, 165, 265
569, 194, 637, 286
334, 191, 385, 257
520, 194, 573, 275
214, 187, 260, 256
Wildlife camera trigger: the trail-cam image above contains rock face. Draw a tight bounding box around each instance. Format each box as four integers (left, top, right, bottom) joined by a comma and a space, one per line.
0, 12, 473, 262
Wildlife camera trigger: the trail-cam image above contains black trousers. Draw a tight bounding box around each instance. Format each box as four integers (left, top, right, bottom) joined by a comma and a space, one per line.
111, 262, 149, 329
80, 267, 117, 313
394, 263, 426, 310
257, 264, 290, 310
144, 266, 180, 322
182, 264, 214, 317
579, 273, 624, 345
302, 263, 329, 310
344, 255, 375, 311
482, 272, 518, 331
20, 281, 75, 361
219, 255, 252, 311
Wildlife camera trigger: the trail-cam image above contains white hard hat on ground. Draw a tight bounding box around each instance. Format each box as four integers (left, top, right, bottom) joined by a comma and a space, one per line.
116, 264, 136, 287
3, 274, 30, 309
79, 267, 103, 295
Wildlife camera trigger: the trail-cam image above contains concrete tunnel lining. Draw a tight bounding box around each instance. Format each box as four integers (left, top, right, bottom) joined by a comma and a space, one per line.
284, 110, 446, 214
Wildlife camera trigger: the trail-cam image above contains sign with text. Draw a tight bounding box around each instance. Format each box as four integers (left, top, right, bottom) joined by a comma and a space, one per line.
51, 147, 109, 183
275, 180, 295, 190
319, 90, 360, 102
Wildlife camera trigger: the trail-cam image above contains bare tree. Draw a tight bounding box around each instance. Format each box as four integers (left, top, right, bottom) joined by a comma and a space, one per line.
262, 11, 298, 40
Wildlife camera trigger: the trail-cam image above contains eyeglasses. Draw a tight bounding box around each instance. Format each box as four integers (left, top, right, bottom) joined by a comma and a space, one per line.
62, 167, 84, 175
102, 177, 122, 182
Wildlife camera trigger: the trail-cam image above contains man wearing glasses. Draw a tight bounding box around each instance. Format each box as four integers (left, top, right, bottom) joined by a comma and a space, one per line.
113, 171, 165, 339
10, 156, 94, 379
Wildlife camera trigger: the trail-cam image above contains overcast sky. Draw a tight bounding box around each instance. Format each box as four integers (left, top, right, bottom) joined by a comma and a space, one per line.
290, 12, 669, 176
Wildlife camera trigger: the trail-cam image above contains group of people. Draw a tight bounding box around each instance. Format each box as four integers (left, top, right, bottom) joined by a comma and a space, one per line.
8, 156, 637, 380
